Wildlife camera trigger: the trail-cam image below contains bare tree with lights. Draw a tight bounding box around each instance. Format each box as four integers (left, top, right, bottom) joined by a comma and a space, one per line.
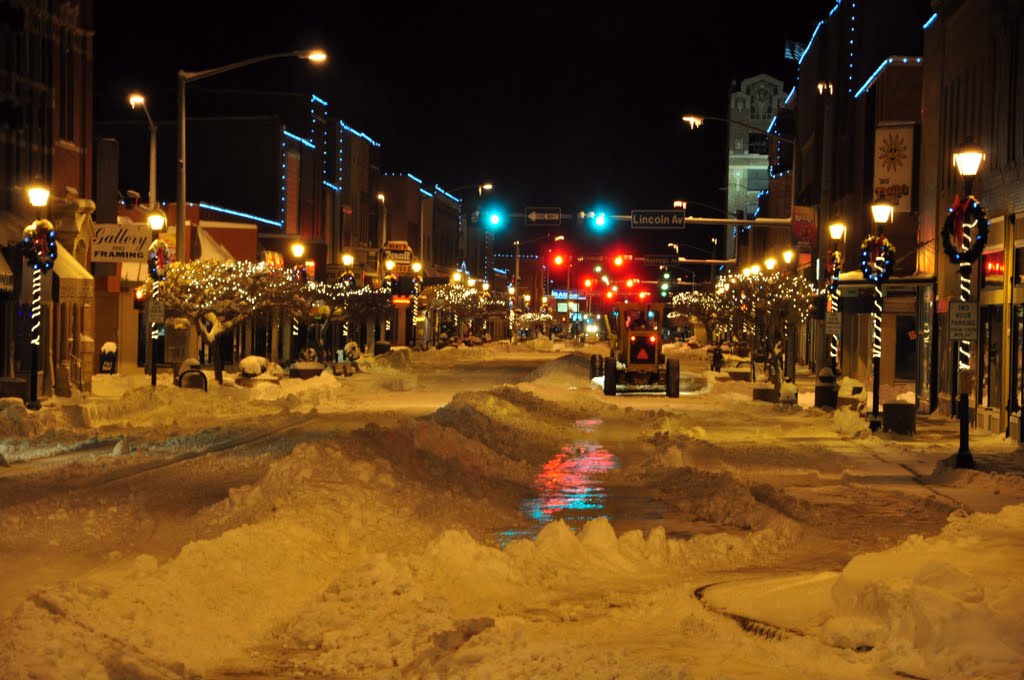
722, 271, 816, 390
671, 287, 732, 345
147, 260, 272, 384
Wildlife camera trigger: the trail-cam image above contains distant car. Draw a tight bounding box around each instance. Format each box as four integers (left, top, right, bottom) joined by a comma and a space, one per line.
579, 319, 603, 344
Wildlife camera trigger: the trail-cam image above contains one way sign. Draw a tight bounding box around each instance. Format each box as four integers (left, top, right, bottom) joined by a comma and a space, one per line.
525, 207, 561, 226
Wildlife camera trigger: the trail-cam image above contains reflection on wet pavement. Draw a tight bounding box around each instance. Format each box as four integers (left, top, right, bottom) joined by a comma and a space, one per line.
499, 419, 619, 544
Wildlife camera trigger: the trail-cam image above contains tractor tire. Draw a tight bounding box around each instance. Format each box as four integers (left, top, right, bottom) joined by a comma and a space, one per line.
666, 358, 680, 398
604, 359, 618, 396
589, 354, 599, 379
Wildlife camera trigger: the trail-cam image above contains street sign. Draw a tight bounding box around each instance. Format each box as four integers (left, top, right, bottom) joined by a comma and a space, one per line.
146, 298, 166, 325
631, 210, 686, 229
949, 301, 977, 341
640, 255, 676, 266
525, 207, 561, 226
825, 311, 842, 335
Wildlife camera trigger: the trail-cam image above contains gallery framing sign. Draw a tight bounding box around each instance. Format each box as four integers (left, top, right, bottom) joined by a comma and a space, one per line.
92, 222, 152, 262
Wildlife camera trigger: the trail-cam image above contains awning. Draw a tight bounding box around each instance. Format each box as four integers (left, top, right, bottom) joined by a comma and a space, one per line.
52, 241, 94, 303
197, 227, 235, 263
0, 251, 13, 293
120, 261, 149, 285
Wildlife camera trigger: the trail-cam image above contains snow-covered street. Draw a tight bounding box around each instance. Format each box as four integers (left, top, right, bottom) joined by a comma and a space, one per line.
1, 342, 1022, 679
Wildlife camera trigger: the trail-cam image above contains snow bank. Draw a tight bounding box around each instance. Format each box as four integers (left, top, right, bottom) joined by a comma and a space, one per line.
824, 504, 1024, 679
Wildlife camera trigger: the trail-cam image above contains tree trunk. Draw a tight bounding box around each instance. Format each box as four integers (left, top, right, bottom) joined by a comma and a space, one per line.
211, 338, 224, 384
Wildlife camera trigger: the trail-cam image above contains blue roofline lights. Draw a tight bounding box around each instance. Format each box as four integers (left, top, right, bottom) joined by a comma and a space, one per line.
311, 94, 328, 106
799, 21, 825, 65
323, 181, 340, 191
784, 86, 796, 106
923, 13, 938, 30
340, 120, 381, 147
199, 203, 284, 228
283, 130, 315, 149
406, 173, 423, 184
419, 188, 433, 198
434, 185, 462, 203
854, 56, 923, 98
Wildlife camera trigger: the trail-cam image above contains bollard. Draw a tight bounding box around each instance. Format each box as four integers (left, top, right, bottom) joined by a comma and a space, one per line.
814, 367, 838, 409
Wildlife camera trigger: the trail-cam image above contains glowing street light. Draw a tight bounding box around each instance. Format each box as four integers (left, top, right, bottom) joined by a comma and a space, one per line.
176, 49, 327, 258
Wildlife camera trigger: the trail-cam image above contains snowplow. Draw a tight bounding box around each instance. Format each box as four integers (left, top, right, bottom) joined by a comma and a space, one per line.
589, 301, 680, 398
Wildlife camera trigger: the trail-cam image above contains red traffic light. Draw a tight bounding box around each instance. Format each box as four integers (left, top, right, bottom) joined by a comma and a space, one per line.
583, 277, 593, 288
553, 254, 565, 267
612, 254, 626, 267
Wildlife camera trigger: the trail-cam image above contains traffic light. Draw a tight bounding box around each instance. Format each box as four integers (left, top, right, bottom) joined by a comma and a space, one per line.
611, 253, 627, 268
583, 208, 611, 233
133, 287, 147, 310
480, 204, 505, 229
583, 277, 593, 289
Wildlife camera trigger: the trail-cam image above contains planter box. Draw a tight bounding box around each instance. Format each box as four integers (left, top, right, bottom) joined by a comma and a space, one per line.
289, 366, 324, 380
725, 368, 751, 382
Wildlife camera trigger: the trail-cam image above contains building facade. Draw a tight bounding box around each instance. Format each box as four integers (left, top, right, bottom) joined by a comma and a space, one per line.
1, 0, 96, 402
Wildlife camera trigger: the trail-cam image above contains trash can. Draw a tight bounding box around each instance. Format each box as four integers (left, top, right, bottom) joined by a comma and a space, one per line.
814, 367, 838, 409
98, 341, 118, 374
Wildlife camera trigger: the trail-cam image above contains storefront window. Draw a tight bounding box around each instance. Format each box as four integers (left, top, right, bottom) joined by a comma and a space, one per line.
980, 306, 1002, 409
1015, 306, 1024, 415
983, 251, 1005, 287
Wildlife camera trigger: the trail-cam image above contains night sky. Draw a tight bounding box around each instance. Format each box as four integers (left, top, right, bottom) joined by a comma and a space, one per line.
93, 1, 829, 253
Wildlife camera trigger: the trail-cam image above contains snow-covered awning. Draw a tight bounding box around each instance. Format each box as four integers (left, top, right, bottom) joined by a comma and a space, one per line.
52, 241, 94, 303
197, 227, 235, 264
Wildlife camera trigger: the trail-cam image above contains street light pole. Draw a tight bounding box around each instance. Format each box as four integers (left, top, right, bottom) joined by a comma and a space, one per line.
129, 93, 158, 208
23, 182, 53, 410
945, 141, 987, 468
175, 49, 326, 260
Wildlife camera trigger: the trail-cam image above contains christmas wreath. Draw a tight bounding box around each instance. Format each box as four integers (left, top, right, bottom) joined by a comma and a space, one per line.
148, 238, 171, 280
860, 233, 896, 283
941, 195, 989, 265
21, 219, 58, 272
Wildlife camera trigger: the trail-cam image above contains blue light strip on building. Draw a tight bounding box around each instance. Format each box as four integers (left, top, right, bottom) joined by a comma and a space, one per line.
283, 130, 315, 149
434, 185, 462, 203
419, 188, 433, 198
829, 0, 841, 16
799, 21, 824, 65
923, 13, 938, 29
340, 120, 381, 147
311, 94, 328, 106
199, 202, 284, 227
324, 181, 340, 191
406, 173, 423, 184
848, 2, 858, 94
854, 56, 923, 98
784, 87, 795, 105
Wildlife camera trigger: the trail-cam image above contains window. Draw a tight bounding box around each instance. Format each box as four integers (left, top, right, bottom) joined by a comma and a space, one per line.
982, 251, 1005, 287
747, 133, 768, 155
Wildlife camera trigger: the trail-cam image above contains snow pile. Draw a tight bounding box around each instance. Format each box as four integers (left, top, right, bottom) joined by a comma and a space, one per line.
824, 504, 1024, 679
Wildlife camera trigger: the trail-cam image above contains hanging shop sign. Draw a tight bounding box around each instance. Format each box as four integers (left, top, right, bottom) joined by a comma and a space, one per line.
873, 125, 915, 212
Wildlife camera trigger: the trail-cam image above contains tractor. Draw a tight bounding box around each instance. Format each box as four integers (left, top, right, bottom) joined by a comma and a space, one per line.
589, 301, 680, 398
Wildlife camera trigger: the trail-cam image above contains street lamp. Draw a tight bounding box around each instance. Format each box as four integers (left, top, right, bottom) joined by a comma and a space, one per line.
865, 204, 896, 431
943, 141, 989, 469
681, 114, 797, 267
146, 207, 168, 388
128, 93, 157, 209
826, 221, 846, 373
176, 49, 327, 259
22, 181, 55, 409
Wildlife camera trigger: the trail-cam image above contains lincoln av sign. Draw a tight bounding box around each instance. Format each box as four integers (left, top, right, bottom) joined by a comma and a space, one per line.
631, 210, 685, 229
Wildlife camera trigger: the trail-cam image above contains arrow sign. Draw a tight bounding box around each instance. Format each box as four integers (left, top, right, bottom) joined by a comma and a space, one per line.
525, 207, 561, 225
